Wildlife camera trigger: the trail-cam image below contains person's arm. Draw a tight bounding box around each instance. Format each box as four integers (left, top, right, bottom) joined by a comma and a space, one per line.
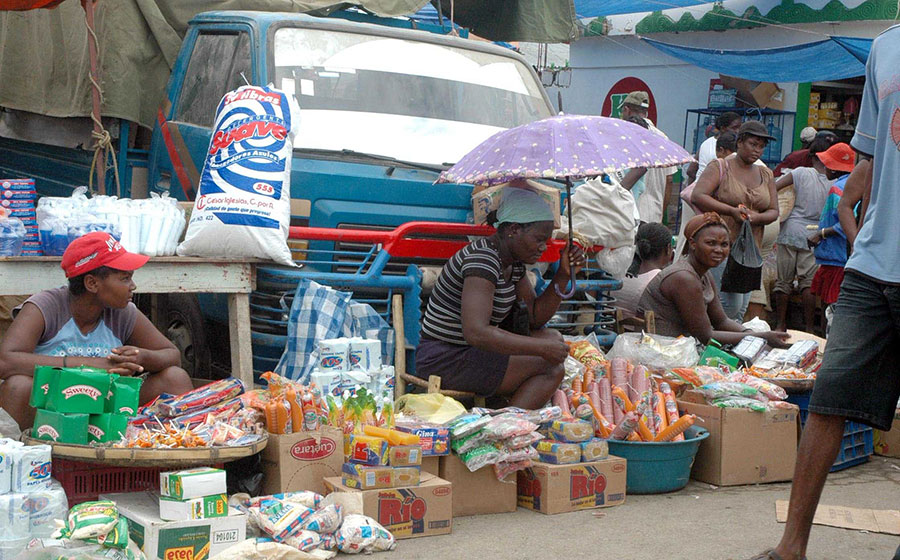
660, 270, 745, 346
691, 160, 742, 221
0, 303, 139, 379
837, 158, 871, 249
685, 161, 699, 186
663, 172, 675, 221
619, 168, 647, 191
461, 276, 566, 363
775, 172, 794, 192
521, 243, 585, 329
109, 311, 182, 374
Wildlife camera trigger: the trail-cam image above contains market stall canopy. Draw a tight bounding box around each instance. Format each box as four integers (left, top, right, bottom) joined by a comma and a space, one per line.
642, 37, 867, 82
830, 35, 872, 63
573, 0, 711, 18
433, 0, 578, 42
0, 0, 428, 129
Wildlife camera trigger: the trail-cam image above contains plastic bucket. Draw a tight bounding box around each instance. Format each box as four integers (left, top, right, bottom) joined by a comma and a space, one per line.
606, 426, 709, 494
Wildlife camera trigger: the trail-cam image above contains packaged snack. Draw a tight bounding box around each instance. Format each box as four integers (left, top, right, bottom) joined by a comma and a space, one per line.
505, 432, 544, 450
450, 430, 488, 454
394, 421, 449, 456
157, 378, 244, 418
392, 466, 420, 487
84, 516, 129, 549
729, 372, 788, 401
387, 445, 422, 467
546, 419, 593, 443
341, 463, 418, 490
248, 491, 323, 510
280, 530, 321, 552
497, 444, 538, 463
300, 504, 343, 534
335, 514, 395, 554
59, 501, 118, 540
711, 397, 767, 412
347, 434, 389, 466
521, 406, 563, 425
659, 382, 684, 442
653, 414, 696, 442
319, 532, 337, 550
259, 499, 315, 541
493, 459, 533, 482
159, 494, 228, 521
567, 340, 606, 372
580, 438, 609, 462
459, 445, 501, 472
535, 440, 580, 464
609, 411, 639, 440
448, 414, 491, 439
29, 366, 58, 409
697, 382, 764, 402
363, 424, 420, 446
482, 414, 537, 440
160, 467, 227, 500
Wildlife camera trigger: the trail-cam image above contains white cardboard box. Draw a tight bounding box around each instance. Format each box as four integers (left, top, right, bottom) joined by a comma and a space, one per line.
101, 492, 245, 560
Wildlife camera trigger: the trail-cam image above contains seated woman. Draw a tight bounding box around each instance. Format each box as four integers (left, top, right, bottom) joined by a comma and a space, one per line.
415, 188, 585, 409
0, 232, 194, 431
638, 213, 789, 348
616, 222, 672, 319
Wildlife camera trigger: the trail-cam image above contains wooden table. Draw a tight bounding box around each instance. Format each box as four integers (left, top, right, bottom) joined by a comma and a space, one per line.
0, 256, 257, 387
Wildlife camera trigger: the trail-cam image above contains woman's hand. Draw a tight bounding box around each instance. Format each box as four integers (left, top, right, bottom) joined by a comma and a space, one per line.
538, 337, 569, 364
106, 346, 145, 376
807, 229, 824, 249
732, 204, 751, 222
761, 330, 791, 349
558, 242, 587, 280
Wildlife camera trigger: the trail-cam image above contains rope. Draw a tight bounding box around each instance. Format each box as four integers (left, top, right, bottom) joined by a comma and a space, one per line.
83, 3, 121, 195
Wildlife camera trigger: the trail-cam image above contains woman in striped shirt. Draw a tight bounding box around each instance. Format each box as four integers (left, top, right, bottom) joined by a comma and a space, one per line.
415, 188, 585, 409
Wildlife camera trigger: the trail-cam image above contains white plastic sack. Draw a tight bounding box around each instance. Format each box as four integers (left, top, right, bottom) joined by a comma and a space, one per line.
559, 176, 637, 249
607, 332, 699, 370
593, 245, 635, 280
178, 85, 299, 265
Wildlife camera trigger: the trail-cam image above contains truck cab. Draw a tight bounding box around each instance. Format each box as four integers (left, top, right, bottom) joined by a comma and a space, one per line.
149, 11, 555, 377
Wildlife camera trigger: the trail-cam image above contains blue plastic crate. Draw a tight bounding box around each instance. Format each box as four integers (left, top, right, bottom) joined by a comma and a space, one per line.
787, 392, 874, 472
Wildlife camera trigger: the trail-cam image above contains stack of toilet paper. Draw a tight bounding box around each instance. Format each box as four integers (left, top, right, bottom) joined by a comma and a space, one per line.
0, 440, 68, 560
310, 338, 394, 404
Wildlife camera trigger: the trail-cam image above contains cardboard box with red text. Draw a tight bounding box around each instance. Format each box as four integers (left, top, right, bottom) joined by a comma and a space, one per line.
679, 398, 797, 486
874, 411, 900, 458
516, 456, 626, 515
324, 473, 452, 539
438, 454, 516, 517
421, 456, 439, 476
261, 426, 343, 495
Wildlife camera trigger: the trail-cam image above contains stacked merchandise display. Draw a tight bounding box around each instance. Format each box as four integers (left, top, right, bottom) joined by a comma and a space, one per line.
310, 337, 394, 406
159, 467, 229, 522
0, 440, 68, 559
30, 366, 140, 445
342, 426, 423, 490
0, 178, 39, 256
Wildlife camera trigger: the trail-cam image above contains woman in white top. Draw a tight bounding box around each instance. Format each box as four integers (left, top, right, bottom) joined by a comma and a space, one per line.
617, 222, 673, 319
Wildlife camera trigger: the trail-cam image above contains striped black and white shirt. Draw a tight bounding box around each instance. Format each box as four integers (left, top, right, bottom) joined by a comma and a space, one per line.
422, 237, 525, 345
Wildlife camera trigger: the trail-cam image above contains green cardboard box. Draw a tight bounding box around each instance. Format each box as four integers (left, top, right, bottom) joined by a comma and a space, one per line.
29, 366, 59, 408
46, 367, 111, 414
159, 494, 228, 521
32, 409, 89, 445
88, 413, 129, 444
105, 376, 142, 416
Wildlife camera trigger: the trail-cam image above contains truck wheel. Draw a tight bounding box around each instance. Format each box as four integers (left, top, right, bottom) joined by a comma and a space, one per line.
159, 294, 212, 380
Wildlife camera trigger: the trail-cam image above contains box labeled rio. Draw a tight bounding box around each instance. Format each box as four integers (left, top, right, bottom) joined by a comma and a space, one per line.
517, 457, 627, 515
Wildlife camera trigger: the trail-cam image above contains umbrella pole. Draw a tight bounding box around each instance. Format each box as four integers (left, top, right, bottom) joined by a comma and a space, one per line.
555, 178, 577, 299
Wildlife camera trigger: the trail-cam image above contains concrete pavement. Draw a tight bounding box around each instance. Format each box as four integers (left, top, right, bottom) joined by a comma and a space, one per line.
394, 456, 900, 560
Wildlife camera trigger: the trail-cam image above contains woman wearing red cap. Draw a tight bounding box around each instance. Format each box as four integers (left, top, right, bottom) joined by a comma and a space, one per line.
0, 232, 193, 431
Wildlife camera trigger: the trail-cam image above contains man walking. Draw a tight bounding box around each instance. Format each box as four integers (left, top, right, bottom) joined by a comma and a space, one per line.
618, 91, 676, 223
753, 23, 900, 560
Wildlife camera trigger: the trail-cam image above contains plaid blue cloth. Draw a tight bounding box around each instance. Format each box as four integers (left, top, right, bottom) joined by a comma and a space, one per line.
276, 279, 394, 383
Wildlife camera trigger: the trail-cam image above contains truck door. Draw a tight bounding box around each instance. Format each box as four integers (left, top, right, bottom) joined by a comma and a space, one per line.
148, 27, 254, 201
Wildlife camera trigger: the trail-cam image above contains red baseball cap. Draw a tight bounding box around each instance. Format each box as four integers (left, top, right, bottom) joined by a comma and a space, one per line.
816, 142, 855, 173
61, 232, 149, 278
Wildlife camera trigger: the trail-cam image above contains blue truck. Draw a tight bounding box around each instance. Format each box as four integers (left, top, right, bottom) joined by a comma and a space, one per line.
0, 10, 566, 378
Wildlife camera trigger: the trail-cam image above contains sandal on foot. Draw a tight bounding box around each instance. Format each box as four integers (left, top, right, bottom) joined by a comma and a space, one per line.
748, 550, 806, 560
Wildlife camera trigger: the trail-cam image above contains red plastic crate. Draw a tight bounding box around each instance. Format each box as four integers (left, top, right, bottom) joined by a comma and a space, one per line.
53, 458, 165, 506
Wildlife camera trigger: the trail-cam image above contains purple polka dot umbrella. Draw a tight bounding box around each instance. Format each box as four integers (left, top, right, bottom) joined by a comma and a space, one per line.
436, 114, 694, 297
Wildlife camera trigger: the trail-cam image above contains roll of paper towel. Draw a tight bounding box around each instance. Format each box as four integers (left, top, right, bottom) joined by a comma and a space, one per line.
349, 338, 382, 372
25, 479, 68, 537
0, 537, 28, 560
0, 493, 30, 538
0, 438, 23, 494
318, 338, 350, 372
11, 444, 51, 493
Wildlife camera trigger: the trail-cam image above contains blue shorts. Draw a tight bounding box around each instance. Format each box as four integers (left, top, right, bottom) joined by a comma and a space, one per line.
809, 271, 900, 430
414, 336, 508, 396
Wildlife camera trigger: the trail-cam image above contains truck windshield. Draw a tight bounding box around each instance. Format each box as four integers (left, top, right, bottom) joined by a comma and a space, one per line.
273, 27, 552, 167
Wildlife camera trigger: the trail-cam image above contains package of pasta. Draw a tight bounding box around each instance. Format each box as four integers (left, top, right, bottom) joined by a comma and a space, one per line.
497, 444, 538, 463
459, 445, 501, 472
546, 419, 593, 443
300, 504, 343, 534
56, 501, 119, 540
83, 516, 129, 549
158, 377, 245, 417
481, 414, 537, 441
493, 459, 532, 482
335, 514, 395, 554
248, 491, 323, 510
259, 499, 315, 541
535, 440, 581, 464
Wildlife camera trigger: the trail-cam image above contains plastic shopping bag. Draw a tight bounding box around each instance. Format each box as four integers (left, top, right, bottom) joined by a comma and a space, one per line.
721, 219, 762, 294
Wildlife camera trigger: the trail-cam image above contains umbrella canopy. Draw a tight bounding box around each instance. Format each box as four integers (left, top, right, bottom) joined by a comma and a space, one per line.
436, 114, 694, 187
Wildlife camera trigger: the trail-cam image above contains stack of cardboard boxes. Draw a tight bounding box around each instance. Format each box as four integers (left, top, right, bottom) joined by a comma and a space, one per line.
158, 468, 229, 522
324, 426, 452, 539
807, 92, 843, 131
30, 366, 141, 445
516, 419, 627, 515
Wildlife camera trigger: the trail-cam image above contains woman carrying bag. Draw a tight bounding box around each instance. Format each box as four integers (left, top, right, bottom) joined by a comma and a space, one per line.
691, 121, 779, 322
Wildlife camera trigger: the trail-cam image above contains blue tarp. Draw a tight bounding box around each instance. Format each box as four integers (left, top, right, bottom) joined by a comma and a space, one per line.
574, 0, 711, 18
831, 35, 873, 63
643, 37, 867, 82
